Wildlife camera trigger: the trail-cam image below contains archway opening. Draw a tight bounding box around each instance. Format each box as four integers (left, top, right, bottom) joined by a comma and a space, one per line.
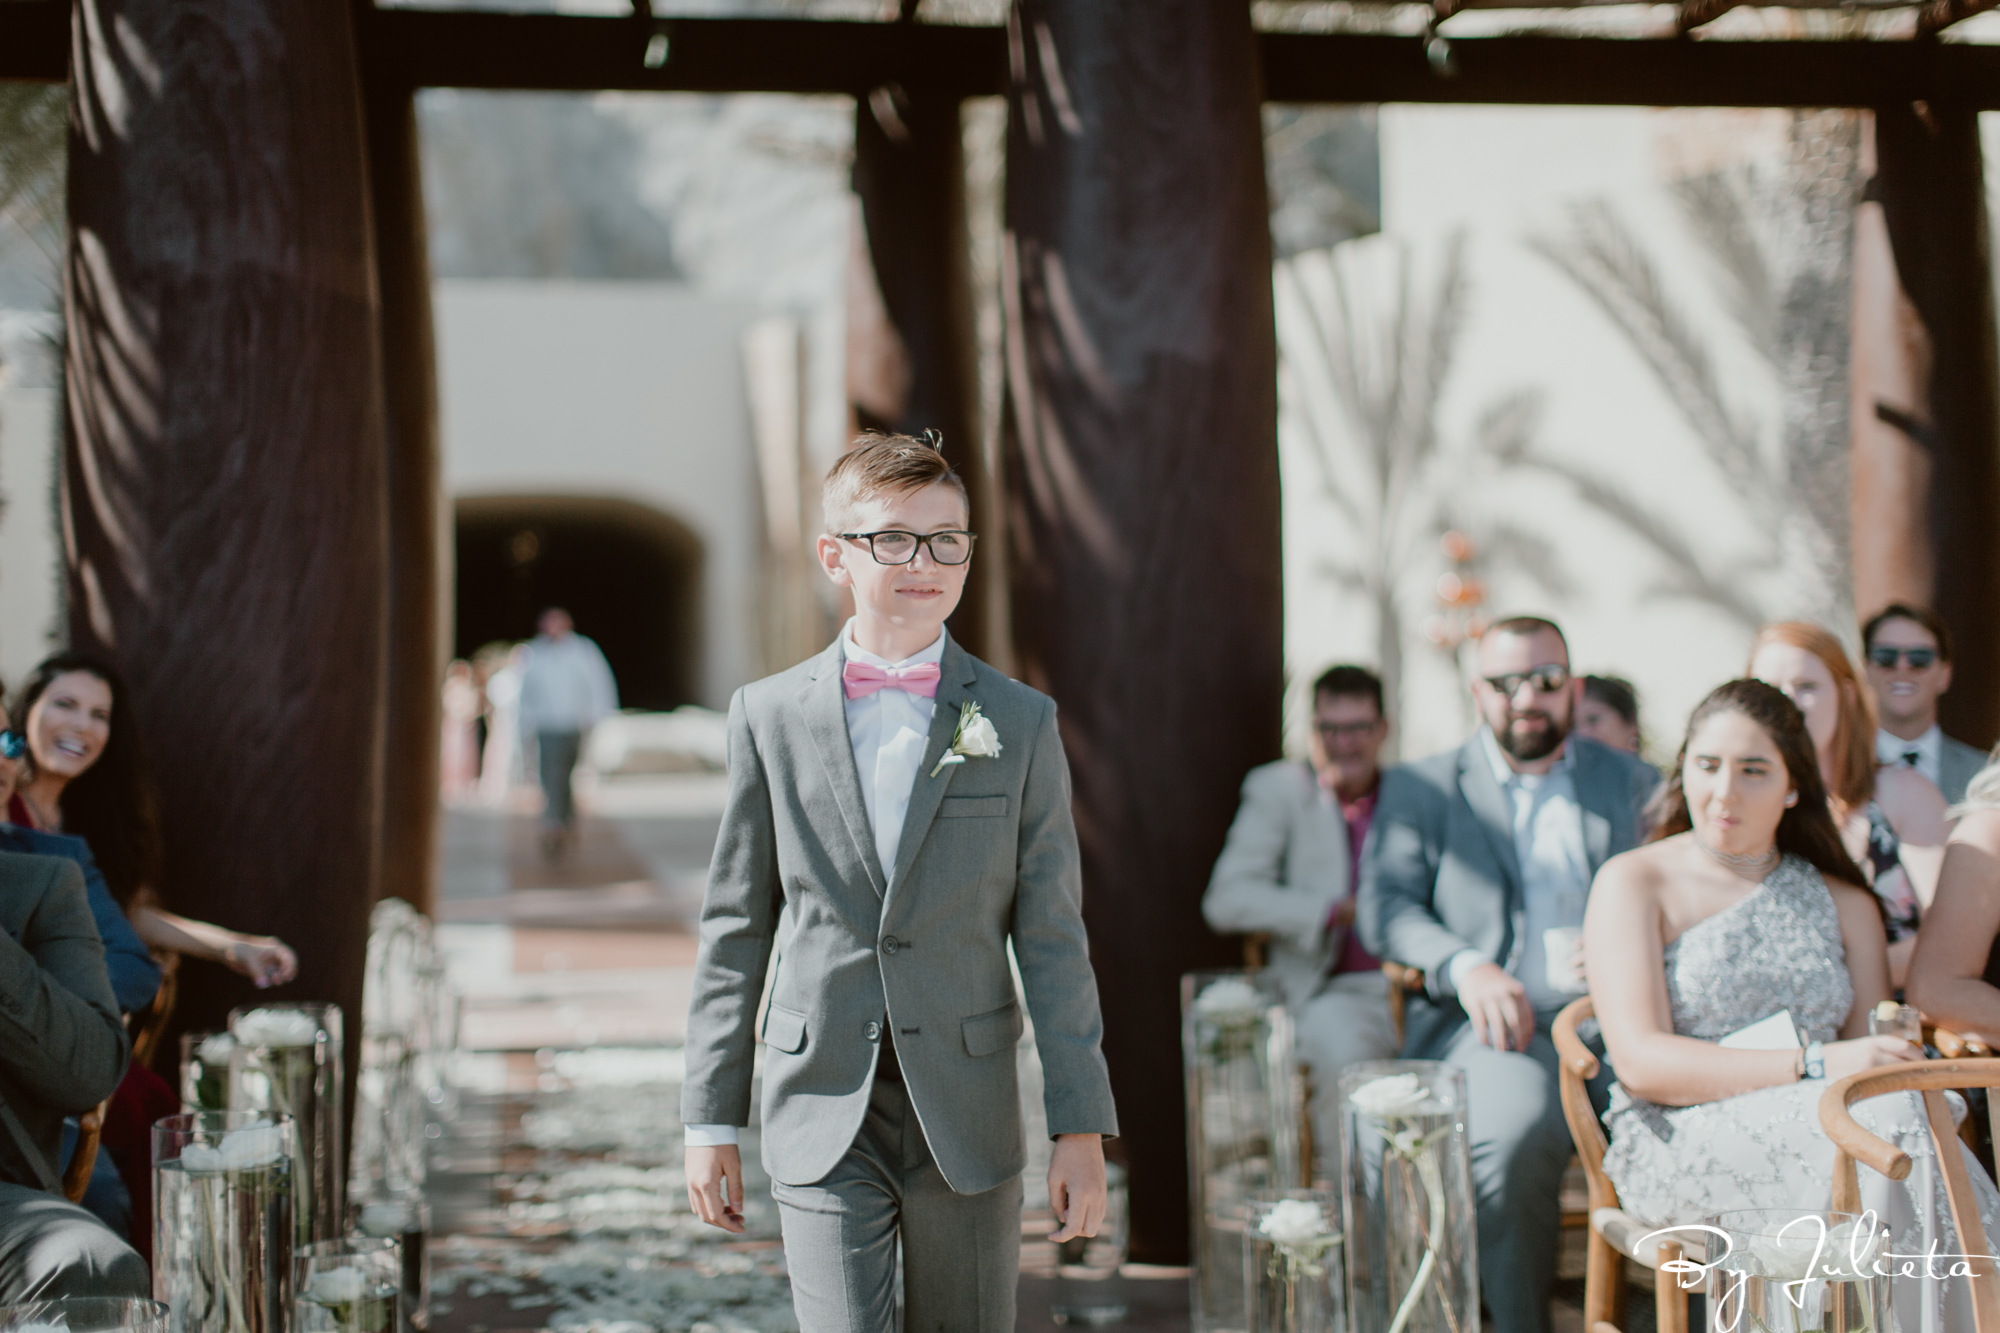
454, 495, 702, 711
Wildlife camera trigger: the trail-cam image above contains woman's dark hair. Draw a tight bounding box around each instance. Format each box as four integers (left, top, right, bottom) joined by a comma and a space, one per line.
1648, 678, 1866, 889
16, 652, 162, 909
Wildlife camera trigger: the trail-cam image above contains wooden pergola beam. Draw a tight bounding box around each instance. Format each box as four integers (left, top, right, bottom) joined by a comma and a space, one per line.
10, 4, 2000, 106
1919, 0, 2000, 35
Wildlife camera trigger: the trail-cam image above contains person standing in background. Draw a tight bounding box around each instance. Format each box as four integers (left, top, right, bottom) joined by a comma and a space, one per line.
1862, 603, 1989, 806
1203, 664, 1397, 1178
518, 609, 618, 858
1576, 675, 1643, 756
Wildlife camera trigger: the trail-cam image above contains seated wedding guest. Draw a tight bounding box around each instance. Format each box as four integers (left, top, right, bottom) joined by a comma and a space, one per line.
1576, 675, 1642, 755
1905, 758, 2000, 1044
12, 654, 296, 987
1359, 616, 1658, 1333
1750, 622, 1947, 987
0, 847, 149, 1300
1863, 603, 1990, 806
0, 694, 156, 1238
1589, 678, 1996, 1333
1204, 664, 1397, 1175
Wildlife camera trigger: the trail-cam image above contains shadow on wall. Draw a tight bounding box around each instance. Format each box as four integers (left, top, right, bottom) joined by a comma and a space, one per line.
455, 494, 702, 711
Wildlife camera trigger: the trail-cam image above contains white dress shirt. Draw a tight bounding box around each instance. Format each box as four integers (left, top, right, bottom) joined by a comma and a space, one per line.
517, 633, 619, 734
686, 621, 946, 1149
1445, 729, 1593, 1011
1877, 725, 1941, 790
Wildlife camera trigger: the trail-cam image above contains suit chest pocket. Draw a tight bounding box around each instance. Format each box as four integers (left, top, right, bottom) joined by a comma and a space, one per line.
939, 796, 1009, 819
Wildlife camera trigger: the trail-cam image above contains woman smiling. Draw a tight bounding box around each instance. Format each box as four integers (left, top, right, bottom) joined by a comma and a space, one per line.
11, 653, 296, 988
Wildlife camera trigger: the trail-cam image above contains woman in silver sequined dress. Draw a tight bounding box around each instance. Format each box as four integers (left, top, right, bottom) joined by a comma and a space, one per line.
1587, 679, 2000, 1333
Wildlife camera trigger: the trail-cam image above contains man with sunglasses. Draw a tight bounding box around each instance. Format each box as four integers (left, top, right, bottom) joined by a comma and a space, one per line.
1358, 616, 1658, 1333
1863, 603, 1987, 806
1203, 664, 1396, 1178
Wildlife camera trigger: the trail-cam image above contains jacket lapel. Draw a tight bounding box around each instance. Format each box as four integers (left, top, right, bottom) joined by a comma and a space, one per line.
1571, 741, 1618, 872
886, 637, 979, 893
797, 641, 888, 898
1457, 736, 1523, 893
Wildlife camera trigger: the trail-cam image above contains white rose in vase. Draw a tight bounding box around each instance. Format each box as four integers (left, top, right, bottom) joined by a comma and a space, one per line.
1193, 977, 1265, 1026
1350, 1072, 1434, 1119
233, 1008, 322, 1048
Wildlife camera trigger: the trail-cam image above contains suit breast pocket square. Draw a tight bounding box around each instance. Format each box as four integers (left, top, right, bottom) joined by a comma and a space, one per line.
761, 1002, 808, 1054
938, 795, 1009, 819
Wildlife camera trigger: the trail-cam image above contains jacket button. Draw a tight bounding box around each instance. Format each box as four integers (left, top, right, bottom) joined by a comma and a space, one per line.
864, 1021, 881, 1041
881, 936, 900, 955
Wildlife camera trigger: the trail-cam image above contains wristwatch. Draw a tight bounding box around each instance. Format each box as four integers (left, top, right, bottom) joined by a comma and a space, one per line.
1803, 1041, 1825, 1080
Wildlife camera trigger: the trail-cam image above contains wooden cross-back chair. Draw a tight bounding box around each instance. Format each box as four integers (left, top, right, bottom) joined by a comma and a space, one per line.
1552, 996, 1691, 1333
65, 951, 180, 1205
1820, 1058, 2000, 1333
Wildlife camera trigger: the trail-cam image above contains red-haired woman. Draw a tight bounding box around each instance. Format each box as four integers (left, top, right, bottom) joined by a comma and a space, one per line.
1749, 621, 1948, 987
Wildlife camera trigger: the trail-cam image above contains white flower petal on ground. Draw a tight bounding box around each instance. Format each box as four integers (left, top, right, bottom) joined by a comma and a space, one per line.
1260, 1198, 1334, 1247
233, 1008, 321, 1047
1350, 1072, 1432, 1118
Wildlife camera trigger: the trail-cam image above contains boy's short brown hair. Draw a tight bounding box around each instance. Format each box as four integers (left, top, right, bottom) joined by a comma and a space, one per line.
822, 432, 969, 533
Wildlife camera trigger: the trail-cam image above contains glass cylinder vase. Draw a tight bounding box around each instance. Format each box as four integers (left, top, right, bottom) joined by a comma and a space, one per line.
1339, 1062, 1477, 1333
1705, 1209, 1893, 1333
294, 1239, 402, 1333
353, 1196, 430, 1332
153, 1111, 296, 1333
180, 1033, 236, 1112
1246, 1189, 1344, 1333
1184, 970, 1301, 1333
230, 1003, 345, 1244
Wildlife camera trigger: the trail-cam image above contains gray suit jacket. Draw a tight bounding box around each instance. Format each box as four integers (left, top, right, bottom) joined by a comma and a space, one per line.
0, 849, 129, 1190
1356, 735, 1659, 1058
1202, 760, 1354, 1010
681, 637, 1118, 1194
1941, 734, 1991, 807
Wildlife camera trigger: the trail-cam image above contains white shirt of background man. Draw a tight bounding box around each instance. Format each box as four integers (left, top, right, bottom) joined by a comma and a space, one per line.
684, 620, 946, 1150
1445, 728, 1593, 1011
1877, 725, 1943, 791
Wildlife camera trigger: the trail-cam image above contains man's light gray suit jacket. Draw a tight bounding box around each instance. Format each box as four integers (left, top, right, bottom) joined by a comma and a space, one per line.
1202, 760, 1354, 1011
681, 636, 1118, 1195
1941, 734, 1990, 808
1356, 735, 1659, 1059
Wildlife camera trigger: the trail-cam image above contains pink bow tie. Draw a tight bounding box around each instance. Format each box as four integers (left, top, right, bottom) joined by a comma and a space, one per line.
842, 660, 942, 699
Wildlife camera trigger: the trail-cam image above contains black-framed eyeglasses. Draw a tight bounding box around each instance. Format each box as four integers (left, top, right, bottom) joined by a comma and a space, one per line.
0, 731, 25, 761
1482, 665, 1570, 697
1868, 645, 1939, 670
838, 530, 977, 567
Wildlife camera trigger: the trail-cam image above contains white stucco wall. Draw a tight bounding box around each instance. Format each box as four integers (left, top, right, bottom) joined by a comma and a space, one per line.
435, 281, 763, 711
1282, 105, 1805, 764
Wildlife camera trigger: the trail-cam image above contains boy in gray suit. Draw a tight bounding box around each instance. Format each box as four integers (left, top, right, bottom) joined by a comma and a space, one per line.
1358, 617, 1657, 1333
682, 434, 1118, 1332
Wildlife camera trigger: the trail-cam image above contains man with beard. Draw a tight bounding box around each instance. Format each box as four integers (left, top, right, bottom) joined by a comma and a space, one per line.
1358, 616, 1658, 1333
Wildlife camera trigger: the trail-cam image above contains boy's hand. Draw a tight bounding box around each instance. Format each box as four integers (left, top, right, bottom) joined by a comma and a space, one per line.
685, 1145, 746, 1233
1047, 1133, 1107, 1243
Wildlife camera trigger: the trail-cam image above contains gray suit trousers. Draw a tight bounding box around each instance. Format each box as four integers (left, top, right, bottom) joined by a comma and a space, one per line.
0, 1182, 149, 1303
1440, 1019, 1572, 1333
773, 1080, 1022, 1333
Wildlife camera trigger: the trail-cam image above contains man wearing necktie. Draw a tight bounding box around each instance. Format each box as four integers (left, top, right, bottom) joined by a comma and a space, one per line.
1862, 603, 1988, 806
680, 434, 1116, 1333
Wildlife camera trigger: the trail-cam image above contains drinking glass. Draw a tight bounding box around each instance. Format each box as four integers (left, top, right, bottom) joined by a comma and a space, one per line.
0, 1299, 168, 1333
1867, 1003, 1923, 1046
153, 1111, 295, 1333
294, 1240, 401, 1333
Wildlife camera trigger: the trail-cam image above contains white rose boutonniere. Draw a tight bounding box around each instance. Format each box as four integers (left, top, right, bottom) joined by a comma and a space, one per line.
929, 700, 1003, 777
